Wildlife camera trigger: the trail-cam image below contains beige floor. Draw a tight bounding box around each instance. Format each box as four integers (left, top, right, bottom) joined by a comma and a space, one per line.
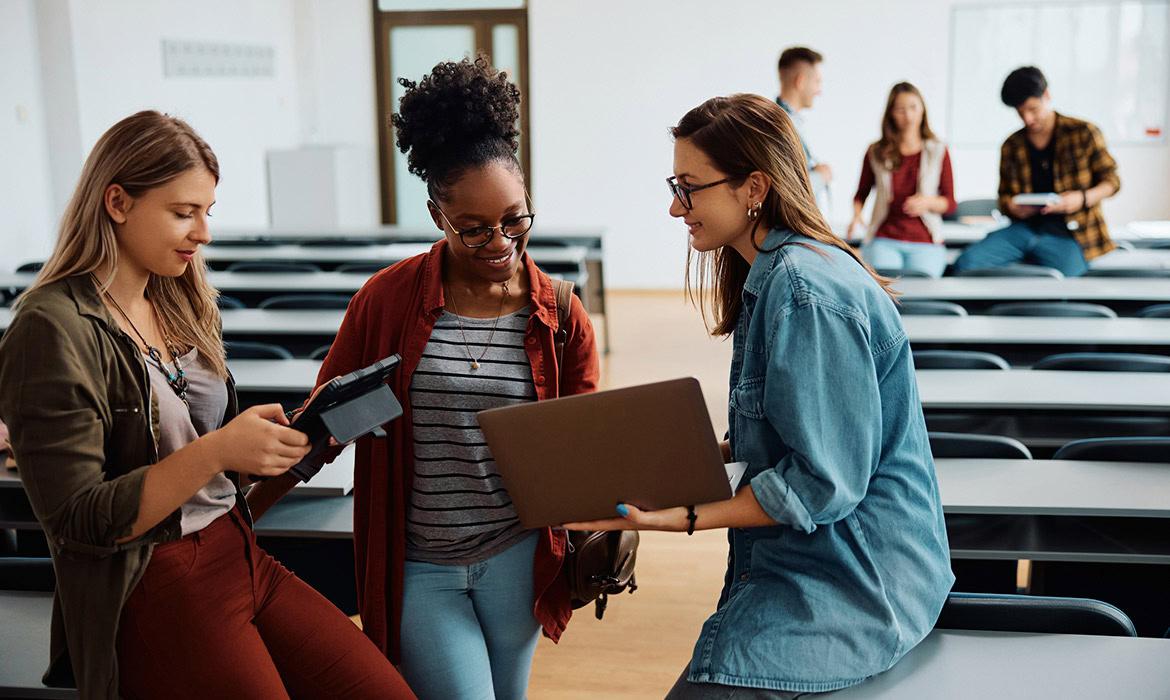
528, 291, 737, 700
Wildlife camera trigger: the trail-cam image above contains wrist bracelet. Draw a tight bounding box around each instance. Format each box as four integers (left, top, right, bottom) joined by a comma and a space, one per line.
685, 505, 698, 536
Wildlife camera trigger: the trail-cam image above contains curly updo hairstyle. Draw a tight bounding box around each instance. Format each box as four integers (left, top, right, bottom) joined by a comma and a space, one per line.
391, 54, 522, 202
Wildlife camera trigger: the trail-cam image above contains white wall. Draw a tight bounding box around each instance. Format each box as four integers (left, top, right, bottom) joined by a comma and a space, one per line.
0, 0, 56, 269
67, 0, 302, 228
0, 0, 305, 270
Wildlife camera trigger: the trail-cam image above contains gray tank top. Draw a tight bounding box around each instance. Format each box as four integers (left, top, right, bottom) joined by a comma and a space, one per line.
146, 347, 235, 535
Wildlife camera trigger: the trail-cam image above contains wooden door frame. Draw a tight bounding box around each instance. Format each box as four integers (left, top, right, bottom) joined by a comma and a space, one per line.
372, 6, 530, 224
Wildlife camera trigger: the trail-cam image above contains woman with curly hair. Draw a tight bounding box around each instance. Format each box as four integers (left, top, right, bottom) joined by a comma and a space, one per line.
248, 55, 599, 699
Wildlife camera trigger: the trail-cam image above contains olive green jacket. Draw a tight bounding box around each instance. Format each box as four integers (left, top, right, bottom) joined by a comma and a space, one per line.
0, 276, 246, 699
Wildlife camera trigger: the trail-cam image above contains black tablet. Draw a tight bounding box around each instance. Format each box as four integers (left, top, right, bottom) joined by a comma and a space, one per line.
288, 354, 403, 481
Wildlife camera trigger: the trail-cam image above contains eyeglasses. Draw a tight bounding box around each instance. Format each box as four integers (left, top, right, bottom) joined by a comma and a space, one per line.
429, 200, 536, 249
667, 175, 735, 211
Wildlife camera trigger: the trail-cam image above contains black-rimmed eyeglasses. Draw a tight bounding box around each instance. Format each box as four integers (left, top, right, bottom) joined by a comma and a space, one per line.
667, 175, 735, 211
429, 200, 535, 249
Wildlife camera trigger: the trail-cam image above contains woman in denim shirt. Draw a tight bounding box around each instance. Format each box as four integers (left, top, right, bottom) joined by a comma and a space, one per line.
567, 94, 953, 697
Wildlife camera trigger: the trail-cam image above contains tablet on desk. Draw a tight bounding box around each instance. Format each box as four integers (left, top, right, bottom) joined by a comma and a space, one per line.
478, 377, 734, 528
288, 354, 403, 481
1012, 192, 1061, 207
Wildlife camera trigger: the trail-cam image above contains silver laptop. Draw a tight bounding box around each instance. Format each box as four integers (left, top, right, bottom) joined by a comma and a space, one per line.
477, 377, 733, 528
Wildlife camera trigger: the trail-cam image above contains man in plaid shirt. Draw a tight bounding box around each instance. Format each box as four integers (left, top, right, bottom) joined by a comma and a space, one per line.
954, 66, 1120, 276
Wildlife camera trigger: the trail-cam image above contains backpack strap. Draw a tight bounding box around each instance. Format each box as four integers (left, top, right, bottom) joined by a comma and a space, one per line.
550, 279, 574, 397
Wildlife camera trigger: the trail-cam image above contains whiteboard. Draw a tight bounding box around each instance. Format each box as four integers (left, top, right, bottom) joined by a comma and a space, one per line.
948, 1, 1169, 147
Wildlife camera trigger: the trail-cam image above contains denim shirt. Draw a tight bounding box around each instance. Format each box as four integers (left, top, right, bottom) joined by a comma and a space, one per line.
686, 229, 953, 693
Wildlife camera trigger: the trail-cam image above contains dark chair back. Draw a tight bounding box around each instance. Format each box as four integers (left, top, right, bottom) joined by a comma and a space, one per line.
1084, 268, 1170, 278
336, 262, 389, 274
897, 300, 968, 317
309, 344, 333, 361
225, 341, 294, 360
929, 432, 1032, 459
874, 267, 932, 279
937, 592, 1137, 637
15, 262, 44, 273
1033, 352, 1170, 372
216, 295, 247, 310
0, 557, 56, 592
957, 264, 1063, 278
258, 294, 352, 310
987, 302, 1118, 318
1138, 304, 1170, 319
1053, 437, 1170, 463
914, 350, 1010, 370
226, 261, 322, 274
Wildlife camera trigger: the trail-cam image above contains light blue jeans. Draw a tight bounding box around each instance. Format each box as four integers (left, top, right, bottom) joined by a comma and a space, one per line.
399, 532, 541, 700
952, 220, 1089, 276
861, 237, 948, 278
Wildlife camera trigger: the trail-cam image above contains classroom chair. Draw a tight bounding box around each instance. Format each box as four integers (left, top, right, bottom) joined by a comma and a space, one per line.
309, 344, 332, 361
1084, 267, 1170, 278
1138, 304, 1170, 319
897, 300, 968, 316
874, 267, 932, 279
226, 261, 323, 274
1033, 352, 1170, 372
216, 295, 247, 310
258, 294, 352, 310
929, 432, 1032, 459
913, 350, 1010, 370
936, 593, 1137, 637
225, 341, 295, 360
986, 301, 1118, 318
15, 262, 44, 273
336, 262, 390, 274
1052, 437, 1170, 463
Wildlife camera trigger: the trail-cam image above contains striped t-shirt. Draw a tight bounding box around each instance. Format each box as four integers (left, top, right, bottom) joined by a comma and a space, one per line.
406, 305, 535, 564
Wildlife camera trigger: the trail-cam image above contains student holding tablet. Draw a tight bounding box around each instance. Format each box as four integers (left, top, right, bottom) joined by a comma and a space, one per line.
566, 94, 953, 698
850, 82, 956, 278
0, 112, 413, 699
953, 66, 1121, 276
248, 56, 600, 700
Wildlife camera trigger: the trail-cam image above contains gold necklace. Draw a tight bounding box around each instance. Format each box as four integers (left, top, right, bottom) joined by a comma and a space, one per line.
444, 281, 510, 371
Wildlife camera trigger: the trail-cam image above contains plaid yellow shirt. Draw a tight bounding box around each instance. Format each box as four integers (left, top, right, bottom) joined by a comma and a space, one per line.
997, 112, 1121, 260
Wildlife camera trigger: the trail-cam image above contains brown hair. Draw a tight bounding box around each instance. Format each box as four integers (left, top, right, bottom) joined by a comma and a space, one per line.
777, 46, 823, 73
21, 110, 228, 377
672, 94, 894, 336
872, 82, 937, 171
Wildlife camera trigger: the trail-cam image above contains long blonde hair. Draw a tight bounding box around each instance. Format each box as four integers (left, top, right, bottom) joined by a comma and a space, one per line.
672, 93, 894, 336
22, 110, 228, 377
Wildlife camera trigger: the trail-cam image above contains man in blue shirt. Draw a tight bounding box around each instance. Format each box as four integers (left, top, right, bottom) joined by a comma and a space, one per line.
777, 46, 831, 214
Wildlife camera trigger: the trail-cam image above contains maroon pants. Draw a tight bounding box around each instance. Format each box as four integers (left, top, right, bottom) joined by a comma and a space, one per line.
116, 508, 415, 699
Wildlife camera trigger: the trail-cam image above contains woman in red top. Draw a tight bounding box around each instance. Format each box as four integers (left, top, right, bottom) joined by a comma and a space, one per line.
249, 56, 598, 700
849, 82, 957, 278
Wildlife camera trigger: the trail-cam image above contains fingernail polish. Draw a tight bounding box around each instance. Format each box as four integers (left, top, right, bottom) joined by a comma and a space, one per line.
616, 504, 629, 517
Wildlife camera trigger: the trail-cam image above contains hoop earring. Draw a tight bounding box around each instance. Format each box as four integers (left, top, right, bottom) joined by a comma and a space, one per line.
747, 202, 762, 222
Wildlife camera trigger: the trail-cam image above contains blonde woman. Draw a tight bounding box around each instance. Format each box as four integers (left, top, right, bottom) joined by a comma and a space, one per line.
0, 111, 414, 700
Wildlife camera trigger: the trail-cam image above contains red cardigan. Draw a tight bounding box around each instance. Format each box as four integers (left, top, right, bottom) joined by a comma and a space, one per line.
315, 240, 600, 662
